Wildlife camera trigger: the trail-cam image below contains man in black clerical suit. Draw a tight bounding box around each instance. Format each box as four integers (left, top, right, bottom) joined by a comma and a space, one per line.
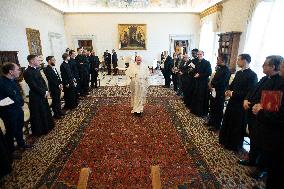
253, 56, 284, 189
0, 63, 32, 155
179, 54, 195, 107
207, 54, 230, 131
190, 50, 212, 117
163, 52, 173, 88
112, 49, 118, 75
104, 50, 112, 75
76, 48, 89, 96
219, 54, 257, 152
239, 56, 282, 180
69, 50, 80, 98
43, 56, 65, 119
89, 50, 100, 88
60, 53, 78, 109
24, 55, 54, 136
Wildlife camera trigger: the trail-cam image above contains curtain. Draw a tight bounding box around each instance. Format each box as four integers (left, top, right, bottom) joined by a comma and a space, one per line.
244, 0, 284, 78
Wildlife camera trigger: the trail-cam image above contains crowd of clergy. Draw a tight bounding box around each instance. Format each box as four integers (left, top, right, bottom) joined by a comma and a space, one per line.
0, 47, 119, 181
160, 49, 284, 189
0, 44, 284, 188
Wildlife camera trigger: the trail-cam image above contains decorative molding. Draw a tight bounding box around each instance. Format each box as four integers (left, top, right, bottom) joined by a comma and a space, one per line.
200, 3, 223, 18
48, 32, 64, 56
169, 34, 194, 56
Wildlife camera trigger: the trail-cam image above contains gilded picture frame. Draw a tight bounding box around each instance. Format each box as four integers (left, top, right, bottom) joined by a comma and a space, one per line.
26, 28, 43, 55
118, 24, 147, 50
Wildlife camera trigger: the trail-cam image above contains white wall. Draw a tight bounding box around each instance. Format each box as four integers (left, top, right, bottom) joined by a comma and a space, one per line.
64, 13, 200, 65
0, 0, 67, 67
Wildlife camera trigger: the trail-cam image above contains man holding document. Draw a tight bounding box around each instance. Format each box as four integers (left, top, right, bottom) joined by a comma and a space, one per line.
0, 63, 31, 156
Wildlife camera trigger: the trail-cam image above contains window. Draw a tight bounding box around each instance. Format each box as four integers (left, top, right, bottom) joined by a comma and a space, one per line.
244, 0, 284, 78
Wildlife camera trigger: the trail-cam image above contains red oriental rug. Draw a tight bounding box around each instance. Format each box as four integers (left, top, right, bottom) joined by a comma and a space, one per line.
37, 100, 219, 188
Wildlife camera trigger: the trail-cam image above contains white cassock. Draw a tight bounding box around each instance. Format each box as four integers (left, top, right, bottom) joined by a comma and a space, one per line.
125, 63, 150, 113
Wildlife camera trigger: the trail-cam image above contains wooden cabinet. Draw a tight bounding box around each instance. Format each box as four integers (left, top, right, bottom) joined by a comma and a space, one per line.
217, 32, 241, 73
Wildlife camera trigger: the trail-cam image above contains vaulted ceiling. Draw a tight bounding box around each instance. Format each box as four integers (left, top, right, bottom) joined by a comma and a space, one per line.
40, 0, 223, 13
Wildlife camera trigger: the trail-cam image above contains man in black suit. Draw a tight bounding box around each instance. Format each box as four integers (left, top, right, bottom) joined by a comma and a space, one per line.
112, 49, 118, 75
104, 50, 112, 75
253, 56, 284, 189
60, 53, 78, 109
89, 50, 100, 88
0, 63, 32, 156
23, 55, 54, 136
163, 51, 173, 88
207, 54, 231, 131
43, 56, 65, 119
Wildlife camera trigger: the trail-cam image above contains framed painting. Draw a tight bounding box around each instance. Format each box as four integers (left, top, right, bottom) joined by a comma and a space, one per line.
26, 28, 43, 55
118, 24, 146, 50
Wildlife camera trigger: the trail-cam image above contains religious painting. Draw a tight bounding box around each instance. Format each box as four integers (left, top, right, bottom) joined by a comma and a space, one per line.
174, 40, 189, 55
26, 28, 42, 55
118, 24, 146, 50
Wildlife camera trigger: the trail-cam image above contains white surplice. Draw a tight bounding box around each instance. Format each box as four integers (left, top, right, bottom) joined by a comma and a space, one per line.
125, 63, 150, 113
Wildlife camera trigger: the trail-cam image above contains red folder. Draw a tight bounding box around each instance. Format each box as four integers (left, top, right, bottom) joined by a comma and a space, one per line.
260, 90, 283, 112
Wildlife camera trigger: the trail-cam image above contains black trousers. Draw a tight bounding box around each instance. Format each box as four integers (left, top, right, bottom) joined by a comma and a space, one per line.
106, 63, 111, 74
50, 90, 61, 116
164, 72, 171, 87
264, 151, 284, 189
208, 93, 225, 129
247, 114, 266, 170
1, 108, 25, 153
0, 130, 12, 179
172, 73, 178, 91
90, 71, 98, 87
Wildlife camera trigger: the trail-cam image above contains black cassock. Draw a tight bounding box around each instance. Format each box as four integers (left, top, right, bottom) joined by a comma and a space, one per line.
89, 55, 100, 87
180, 59, 196, 107
208, 65, 230, 129
255, 74, 284, 189
60, 61, 77, 109
23, 66, 54, 136
76, 55, 90, 95
104, 52, 112, 75
163, 55, 173, 87
0, 129, 12, 179
190, 58, 212, 116
43, 65, 62, 117
112, 52, 118, 75
219, 68, 257, 151
69, 57, 80, 95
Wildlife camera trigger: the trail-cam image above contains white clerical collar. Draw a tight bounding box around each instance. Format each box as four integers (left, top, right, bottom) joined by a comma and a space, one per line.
64, 60, 68, 63
241, 67, 250, 72
29, 65, 37, 69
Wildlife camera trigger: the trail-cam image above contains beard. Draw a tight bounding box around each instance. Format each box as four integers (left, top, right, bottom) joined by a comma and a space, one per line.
51, 63, 55, 66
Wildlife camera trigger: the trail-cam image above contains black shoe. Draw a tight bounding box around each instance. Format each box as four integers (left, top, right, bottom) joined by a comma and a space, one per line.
208, 126, 219, 131
53, 115, 62, 119
12, 153, 22, 160
238, 159, 256, 166
252, 185, 264, 189
20, 144, 34, 150
250, 169, 267, 180
59, 111, 66, 116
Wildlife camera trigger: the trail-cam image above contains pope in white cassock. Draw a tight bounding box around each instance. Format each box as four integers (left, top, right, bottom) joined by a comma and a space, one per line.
125, 56, 150, 116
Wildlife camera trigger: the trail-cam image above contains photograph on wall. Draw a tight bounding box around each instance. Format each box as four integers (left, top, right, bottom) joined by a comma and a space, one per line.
118, 24, 146, 50
26, 28, 43, 55
174, 40, 189, 55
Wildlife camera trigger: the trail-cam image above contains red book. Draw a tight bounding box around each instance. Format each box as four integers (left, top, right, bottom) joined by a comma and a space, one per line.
260, 90, 283, 112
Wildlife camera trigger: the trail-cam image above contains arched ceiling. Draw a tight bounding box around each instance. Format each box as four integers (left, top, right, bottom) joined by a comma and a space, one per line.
40, 0, 223, 13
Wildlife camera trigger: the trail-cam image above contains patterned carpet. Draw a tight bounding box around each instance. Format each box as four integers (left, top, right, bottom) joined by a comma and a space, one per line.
0, 86, 264, 189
